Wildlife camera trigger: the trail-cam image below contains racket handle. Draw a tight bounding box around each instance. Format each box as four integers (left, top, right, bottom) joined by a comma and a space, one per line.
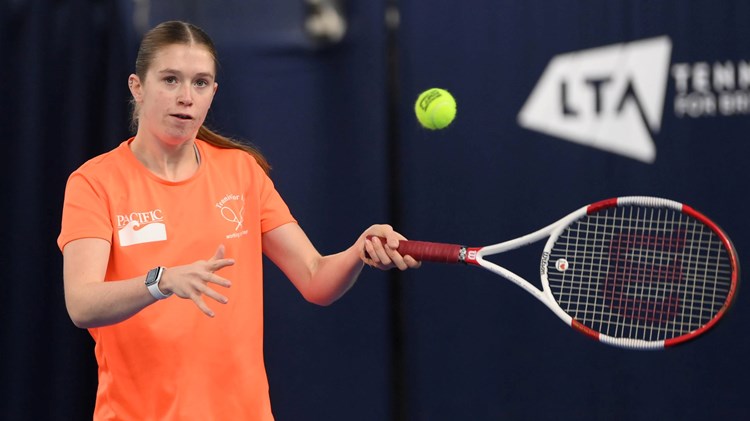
367, 236, 464, 264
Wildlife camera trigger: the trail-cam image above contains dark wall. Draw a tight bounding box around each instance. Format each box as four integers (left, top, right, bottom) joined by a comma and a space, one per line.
2, 1, 136, 420
3, 1, 748, 420
395, 1, 749, 420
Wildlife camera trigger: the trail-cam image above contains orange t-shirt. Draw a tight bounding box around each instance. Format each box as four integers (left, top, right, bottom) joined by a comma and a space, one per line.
58, 139, 296, 421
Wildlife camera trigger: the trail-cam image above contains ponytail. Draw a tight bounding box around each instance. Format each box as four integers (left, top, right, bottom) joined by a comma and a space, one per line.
197, 126, 271, 175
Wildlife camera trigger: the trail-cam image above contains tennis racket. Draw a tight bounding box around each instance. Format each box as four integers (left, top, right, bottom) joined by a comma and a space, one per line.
378, 196, 740, 350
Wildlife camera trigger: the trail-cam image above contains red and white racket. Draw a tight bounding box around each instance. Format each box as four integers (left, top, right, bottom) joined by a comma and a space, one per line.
380, 196, 740, 350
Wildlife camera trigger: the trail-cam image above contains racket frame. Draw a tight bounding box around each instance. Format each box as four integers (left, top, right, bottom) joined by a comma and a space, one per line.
394, 196, 739, 350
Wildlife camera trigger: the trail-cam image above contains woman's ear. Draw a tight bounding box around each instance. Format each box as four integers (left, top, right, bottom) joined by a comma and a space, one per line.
128, 74, 143, 101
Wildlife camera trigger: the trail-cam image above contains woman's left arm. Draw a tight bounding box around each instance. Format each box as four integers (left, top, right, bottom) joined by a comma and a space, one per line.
262, 223, 420, 306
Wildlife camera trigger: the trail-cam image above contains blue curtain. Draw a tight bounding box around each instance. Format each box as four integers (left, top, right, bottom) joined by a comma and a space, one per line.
1, 1, 135, 419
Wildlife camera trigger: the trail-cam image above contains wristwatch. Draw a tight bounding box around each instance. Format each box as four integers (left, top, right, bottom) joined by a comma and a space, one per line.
145, 266, 172, 300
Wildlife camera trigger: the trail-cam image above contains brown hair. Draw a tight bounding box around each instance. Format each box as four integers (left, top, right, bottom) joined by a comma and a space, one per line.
130, 20, 270, 173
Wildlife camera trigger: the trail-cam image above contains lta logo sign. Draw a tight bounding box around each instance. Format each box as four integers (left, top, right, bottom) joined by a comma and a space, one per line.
518, 37, 672, 164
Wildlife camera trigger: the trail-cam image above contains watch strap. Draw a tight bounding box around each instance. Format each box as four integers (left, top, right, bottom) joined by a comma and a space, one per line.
145, 266, 172, 300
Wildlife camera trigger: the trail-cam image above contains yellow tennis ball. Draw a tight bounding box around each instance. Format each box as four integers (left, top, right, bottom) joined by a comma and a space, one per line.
414, 88, 457, 130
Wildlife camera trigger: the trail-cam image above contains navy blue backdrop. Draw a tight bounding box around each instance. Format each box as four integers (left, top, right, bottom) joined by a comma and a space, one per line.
3, 1, 749, 420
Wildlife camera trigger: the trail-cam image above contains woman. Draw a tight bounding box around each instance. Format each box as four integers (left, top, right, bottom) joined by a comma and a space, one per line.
58, 20, 419, 420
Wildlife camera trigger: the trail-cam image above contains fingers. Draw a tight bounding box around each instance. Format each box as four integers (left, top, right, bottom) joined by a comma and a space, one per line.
204, 271, 232, 289
165, 245, 235, 317
193, 259, 232, 316
208, 258, 235, 275
367, 225, 403, 249
209, 244, 235, 273
363, 236, 387, 265
212, 244, 225, 260
189, 275, 230, 318
403, 254, 422, 269
363, 227, 422, 271
192, 294, 218, 318
365, 236, 411, 270
205, 245, 234, 287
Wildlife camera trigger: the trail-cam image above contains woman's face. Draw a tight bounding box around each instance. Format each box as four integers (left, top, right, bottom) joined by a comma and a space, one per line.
130, 43, 218, 146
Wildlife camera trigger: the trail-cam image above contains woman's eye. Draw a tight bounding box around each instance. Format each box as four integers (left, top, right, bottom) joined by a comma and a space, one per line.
195, 80, 209, 88
164, 76, 178, 84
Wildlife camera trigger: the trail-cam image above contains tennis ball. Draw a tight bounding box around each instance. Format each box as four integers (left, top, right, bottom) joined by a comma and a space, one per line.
414, 88, 456, 130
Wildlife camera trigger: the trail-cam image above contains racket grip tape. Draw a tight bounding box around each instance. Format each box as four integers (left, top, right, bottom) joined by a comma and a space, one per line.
366, 236, 464, 264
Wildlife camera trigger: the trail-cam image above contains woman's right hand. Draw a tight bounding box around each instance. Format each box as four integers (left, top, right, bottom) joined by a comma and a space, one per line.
159, 244, 234, 317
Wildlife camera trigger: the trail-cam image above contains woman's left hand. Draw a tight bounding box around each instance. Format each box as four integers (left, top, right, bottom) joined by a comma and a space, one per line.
360, 224, 421, 271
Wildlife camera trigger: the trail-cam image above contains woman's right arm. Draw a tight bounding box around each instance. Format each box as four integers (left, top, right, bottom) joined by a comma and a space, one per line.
63, 238, 156, 328
62, 238, 234, 328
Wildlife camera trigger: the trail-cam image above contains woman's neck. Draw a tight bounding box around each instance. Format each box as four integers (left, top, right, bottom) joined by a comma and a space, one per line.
129, 136, 200, 182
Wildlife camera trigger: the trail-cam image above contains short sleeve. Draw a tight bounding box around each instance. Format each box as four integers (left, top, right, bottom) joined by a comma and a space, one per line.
254, 162, 296, 234
57, 171, 114, 251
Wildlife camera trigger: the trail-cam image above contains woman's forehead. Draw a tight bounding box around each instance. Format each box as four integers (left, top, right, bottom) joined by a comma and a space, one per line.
150, 43, 216, 75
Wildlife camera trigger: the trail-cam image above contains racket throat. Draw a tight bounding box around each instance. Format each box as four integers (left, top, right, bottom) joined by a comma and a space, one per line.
461, 247, 482, 264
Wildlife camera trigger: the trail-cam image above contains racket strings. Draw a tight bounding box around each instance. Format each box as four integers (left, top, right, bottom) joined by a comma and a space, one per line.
547, 205, 734, 342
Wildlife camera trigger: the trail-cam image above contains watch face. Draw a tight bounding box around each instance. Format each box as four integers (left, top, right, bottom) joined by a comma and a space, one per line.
145, 268, 159, 286
145, 267, 170, 300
